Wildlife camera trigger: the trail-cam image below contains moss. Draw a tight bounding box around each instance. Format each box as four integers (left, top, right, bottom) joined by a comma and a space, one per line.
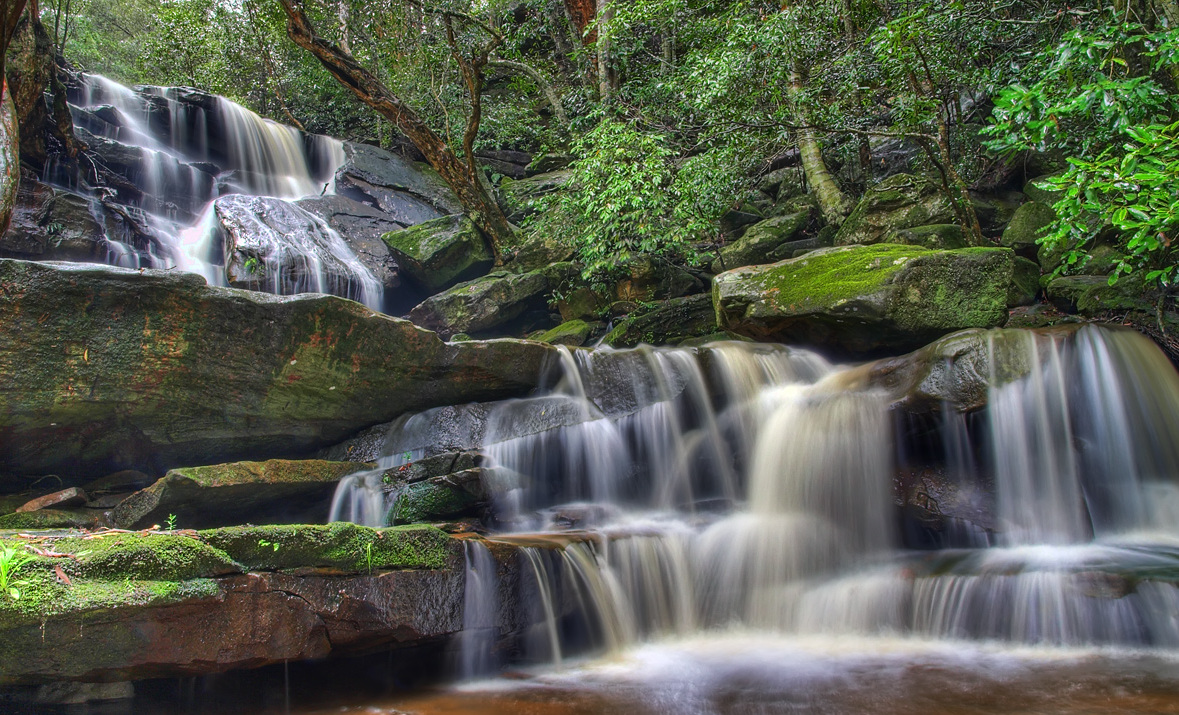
198, 522, 453, 572
50, 533, 242, 581
381, 215, 493, 292
389, 477, 485, 525
535, 320, 593, 346
1001, 201, 1056, 251
164, 459, 370, 488
601, 294, 717, 348
0, 509, 98, 530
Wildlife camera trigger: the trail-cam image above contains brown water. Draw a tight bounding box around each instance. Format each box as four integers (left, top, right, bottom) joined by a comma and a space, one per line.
295, 636, 1179, 715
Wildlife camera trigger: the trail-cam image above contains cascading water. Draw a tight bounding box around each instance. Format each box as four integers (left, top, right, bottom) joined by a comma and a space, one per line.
332, 325, 1179, 697
61, 74, 381, 309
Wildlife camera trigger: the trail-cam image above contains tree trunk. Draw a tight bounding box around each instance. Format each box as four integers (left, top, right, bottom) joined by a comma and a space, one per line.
595, 0, 617, 101
0, 0, 29, 81
488, 59, 569, 129
1, 79, 19, 236
5, 13, 51, 167
279, 0, 512, 264
789, 69, 848, 225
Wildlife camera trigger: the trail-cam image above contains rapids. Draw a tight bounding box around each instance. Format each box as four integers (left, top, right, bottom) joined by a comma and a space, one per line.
330, 324, 1179, 710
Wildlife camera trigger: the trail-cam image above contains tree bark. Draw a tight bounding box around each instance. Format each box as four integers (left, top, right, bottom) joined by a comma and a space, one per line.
789, 69, 848, 225
1, 79, 20, 236
279, 0, 513, 264
488, 58, 569, 129
0, 0, 29, 81
595, 0, 617, 101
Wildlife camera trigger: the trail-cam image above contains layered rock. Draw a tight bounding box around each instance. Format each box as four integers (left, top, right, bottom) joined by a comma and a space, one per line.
834, 174, 957, 246
709, 207, 812, 274
601, 294, 717, 348
713, 244, 1015, 354
0, 259, 555, 477
112, 460, 373, 529
382, 215, 493, 292
408, 265, 575, 338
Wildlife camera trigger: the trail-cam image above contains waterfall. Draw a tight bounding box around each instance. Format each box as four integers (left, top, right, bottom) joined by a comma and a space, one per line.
64, 74, 382, 310
336, 325, 1179, 678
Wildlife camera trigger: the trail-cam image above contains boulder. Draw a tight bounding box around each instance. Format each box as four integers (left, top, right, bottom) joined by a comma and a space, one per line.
505, 230, 576, 273
388, 468, 489, 524
216, 194, 384, 307
15, 488, 88, 513
601, 294, 718, 348
834, 174, 957, 247
498, 169, 572, 222
408, 265, 573, 338
613, 255, 703, 303
333, 141, 462, 217
0, 259, 556, 477
0, 180, 109, 262
1045, 274, 1148, 315
709, 209, 811, 274
1009, 256, 1041, 307
883, 224, 967, 250
381, 214, 493, 292
1023, 173, 1064, 206
111, 459, 373, 529
1000, 201, 1056, 254
534, 319, 596, 346
526, 153, 573, 174
296, 194, 404, 291
713, 244, 1015, 355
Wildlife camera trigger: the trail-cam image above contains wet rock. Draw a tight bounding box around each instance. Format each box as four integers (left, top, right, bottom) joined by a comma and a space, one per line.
613, 255, 703, 303
0, 509, 101, 530
216, 194, 382, 302
15, 488, 87, 513
0, 179, 108, 262
834, 174, 957, 247
1009, 257, 1041, 307
388, 468, 489, 524
853, 325, 1084, 412
112, 459, 373, 530
199, 522, 451, 572
601, 294, 717, 348
714, 244, 1015, 355
381, 214, 493, 292
710, 209, 811, 274
883, 224, 967, 250
33, 681, 134, 705
0, 259, 556, 477
408, 265, 574, 338
1045, 274, 1147, 315
381, 450, 482, 486
296, 194, 403, 290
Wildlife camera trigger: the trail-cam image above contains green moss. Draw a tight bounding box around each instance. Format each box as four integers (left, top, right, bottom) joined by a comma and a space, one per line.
0, 509, 97, 530
535, 320, 592, 346
389, 478, 484, 525
381, 215, 492, 292
50, 533, 242, 581
165, 459, 370, 488
198, 522, 453, 572
741, 244, 934, 310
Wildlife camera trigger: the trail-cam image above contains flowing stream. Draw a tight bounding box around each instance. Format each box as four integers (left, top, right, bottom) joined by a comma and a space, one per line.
61, 74, 382, 309
331, 324, 1179, 712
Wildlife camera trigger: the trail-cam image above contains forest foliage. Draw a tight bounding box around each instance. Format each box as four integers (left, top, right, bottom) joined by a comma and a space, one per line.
25, 0, 1179, 291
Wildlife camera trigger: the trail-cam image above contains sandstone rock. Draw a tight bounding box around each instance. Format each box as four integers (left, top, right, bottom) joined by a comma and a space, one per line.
388, 468, 489, 525
333, 141, 461, 217
0, 259, 556, 477
713, 244, 1015, 355
381, 214, 493, 292
112, 459, 373, 529
0, 181, 109, 262
834, 174, 957, 247
296, 194, 404, 291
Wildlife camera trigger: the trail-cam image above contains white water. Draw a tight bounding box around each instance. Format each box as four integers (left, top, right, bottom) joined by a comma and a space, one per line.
67, 74, 381, 310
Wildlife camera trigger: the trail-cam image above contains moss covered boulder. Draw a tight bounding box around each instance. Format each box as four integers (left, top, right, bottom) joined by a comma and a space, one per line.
713, 244, 1015, 355
602, 294, 718, 348
112, 459, 373, 529
0, 259, 556, 477
388, 469, 489, 525
535, 319, 596, 346
408, 264, 575, 338
834, 174, 957, 247
198, 522, 452, 572
381, 214, 493, 292
1000, 201, 1056, 254
884, 224, 967, 250
710, 209, 811, 273
498, 169, 572, 222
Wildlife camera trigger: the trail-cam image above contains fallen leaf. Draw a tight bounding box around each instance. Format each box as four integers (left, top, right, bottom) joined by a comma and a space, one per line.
54, 564, 72, 586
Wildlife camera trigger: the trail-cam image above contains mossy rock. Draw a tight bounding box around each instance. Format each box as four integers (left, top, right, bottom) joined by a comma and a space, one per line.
1045, 274, 1150, 315
713, 244, 1015, 355
505, 231, 575, 274
0, 509, 100, 530
53, 533, 242, 581
198, 522, 453, 572
1023, 173, 1064, 205
1009, 257, 1041, 307
0, 259, 556, 479
409, 265, 575, 338
834, 174, 957, 247
388, 470, 488, 525
601, 294, 718, 348
555, 285, 609, 321
499, 169, 572, 223
381, 215, 493, 292
112, 459, 374, 530
1001, 201, 1056, 253
884, 224, 967, 250
710, 209, 811, 274
535, 319, 595, 346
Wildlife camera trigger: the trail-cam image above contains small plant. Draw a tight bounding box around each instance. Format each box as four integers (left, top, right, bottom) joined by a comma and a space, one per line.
257, 539, 281, 553
243, 256, 264, 276
363, 541, 375, 574
0, 546, 36, 600
165, 514, 178, 530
